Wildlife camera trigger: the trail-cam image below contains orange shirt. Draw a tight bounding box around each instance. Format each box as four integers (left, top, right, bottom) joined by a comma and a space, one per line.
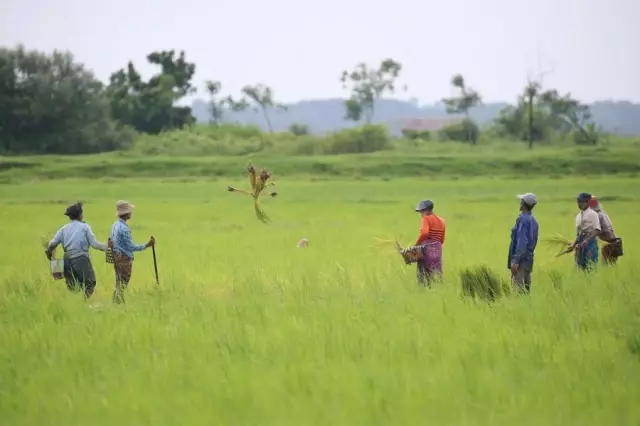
416, 214, 446, 245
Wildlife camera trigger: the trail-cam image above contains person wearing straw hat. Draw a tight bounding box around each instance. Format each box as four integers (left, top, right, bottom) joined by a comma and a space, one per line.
507, 193, 539, 293
414, 199, 446, 286
45, 202, 112, 299
588, 195, 623, 265
110, 200, 155, 304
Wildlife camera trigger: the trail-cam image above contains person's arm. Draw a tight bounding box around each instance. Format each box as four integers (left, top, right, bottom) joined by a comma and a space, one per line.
123, 227, 148, 252
45, 227, 63, 259
416, 216, 430, 245
441, 220, 446, 245
85, 224, 107, 251
511, 217, 529, 267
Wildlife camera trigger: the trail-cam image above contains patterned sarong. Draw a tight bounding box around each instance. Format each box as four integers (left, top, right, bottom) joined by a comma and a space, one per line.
417, 240, 443, 285
113, 251, 133, 304
575, 232, 598, 271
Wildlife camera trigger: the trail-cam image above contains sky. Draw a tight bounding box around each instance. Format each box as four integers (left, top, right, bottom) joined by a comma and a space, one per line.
1, 0, 639, 105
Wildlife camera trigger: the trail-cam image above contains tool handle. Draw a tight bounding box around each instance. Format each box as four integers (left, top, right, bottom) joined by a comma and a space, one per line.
151, 236, 159, 286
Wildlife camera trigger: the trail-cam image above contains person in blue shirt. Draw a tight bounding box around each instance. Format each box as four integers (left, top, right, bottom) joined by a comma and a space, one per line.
110, 200, 154, 304
45, 202, 112, 299
508, 193, 539, 293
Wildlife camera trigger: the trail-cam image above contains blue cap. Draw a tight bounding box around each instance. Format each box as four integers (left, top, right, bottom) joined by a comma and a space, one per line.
415, 200, 434, 212
577, 192, 592, 202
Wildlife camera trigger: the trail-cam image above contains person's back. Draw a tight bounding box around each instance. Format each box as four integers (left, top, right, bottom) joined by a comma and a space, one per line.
54, 221, 94, 259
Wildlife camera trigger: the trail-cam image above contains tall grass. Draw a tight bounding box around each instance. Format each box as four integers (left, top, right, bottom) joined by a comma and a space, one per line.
1, 177, 639, 425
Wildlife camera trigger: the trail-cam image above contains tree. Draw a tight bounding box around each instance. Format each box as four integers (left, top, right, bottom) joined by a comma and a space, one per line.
340, 59, 403, 124
107, 50, 197, 134
441, 74, 482, 144
239, 84, 286, 133
0, 45, 132, 154
204, 80, 247, 125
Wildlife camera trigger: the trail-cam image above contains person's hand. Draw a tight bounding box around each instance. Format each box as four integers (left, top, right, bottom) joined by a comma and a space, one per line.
44, 250, 52, 260
108, 238, 114, 249
146, 236, 156, 248
576, 241, 586, 251
510, 263, 519, 274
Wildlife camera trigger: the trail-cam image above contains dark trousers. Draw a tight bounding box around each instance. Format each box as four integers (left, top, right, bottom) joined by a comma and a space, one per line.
113, 252, 133, 304
63, 255, 97, 299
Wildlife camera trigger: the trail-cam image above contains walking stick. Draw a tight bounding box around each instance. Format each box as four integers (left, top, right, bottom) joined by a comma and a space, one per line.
151, 236, 159, 286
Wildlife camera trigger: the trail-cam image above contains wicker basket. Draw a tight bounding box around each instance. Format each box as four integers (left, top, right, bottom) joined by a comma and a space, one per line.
399, 245, 425, 265
105, 247, 114, 264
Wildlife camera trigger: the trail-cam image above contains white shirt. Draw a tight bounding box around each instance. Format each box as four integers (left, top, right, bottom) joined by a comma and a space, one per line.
575, 208, 601, 235
48, 220, 107, 259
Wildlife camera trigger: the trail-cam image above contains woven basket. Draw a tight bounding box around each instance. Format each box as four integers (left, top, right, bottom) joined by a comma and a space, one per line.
105, 247, 114, 264
399, 245, 425, 264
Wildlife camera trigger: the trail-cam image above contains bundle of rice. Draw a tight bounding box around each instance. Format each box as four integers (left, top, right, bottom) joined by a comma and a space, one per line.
227, 164, 277, 223
460, 265, 510, 302
541, 233, 573, 257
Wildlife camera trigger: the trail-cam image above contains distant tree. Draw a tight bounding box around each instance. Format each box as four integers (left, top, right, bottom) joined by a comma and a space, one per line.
441, 74, 482, 144
0, 44, 132, 154
239, 84, 286, 133
204, 80, 247, 125
107, 50, 196, 134
289, 123, 310, 136
340, 59, 404, 124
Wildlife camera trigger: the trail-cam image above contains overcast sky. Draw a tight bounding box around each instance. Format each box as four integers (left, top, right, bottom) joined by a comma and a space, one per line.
1, 0, 638, 105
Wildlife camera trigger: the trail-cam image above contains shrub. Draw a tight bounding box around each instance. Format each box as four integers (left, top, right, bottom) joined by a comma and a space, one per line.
324, 124, 392, 154
402, 129, 430, 141
438, 118, 480, 143
289, 123, 311, 136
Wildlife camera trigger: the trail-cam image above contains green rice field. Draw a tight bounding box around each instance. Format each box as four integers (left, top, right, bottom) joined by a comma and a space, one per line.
1, 175, 639, 425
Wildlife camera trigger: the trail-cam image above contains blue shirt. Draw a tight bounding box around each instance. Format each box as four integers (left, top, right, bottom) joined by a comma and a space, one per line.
48, 220, 107, 259
508, 212, 539, 268
110, 219, 146, 259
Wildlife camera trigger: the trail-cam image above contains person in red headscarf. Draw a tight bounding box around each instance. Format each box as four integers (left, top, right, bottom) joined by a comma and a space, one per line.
588, 195, 623, 265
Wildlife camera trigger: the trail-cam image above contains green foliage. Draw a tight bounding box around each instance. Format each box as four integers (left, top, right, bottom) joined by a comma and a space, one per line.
323, 124, 392, 154
340, 59, 404, 123
288, 123, 310, 136
0, 45, 133, 154
494, 82, 599, 147
442, 74, 482, 144
106, 50, 196, 134
438, 118, 480, 143
402, 129, 430, 141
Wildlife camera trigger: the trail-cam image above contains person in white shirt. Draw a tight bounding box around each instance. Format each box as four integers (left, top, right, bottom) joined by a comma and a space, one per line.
45, 202, 112, 298
568, 193, 601, 271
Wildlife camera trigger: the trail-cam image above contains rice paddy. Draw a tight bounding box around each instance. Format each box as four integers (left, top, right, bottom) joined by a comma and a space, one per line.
1, 175, 639, 425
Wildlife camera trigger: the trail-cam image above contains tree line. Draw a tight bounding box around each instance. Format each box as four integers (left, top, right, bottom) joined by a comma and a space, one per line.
0, 44, 603, 154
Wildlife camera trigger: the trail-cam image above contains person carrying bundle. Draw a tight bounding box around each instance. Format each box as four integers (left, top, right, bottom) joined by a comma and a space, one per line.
569, 193, 601, 271
588, 195, 623, 265
414, 200, 446, 285
44, 202, 112, 299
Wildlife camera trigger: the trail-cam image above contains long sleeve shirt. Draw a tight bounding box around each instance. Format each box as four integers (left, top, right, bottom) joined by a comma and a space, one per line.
416, 214, 446, 245
508, 212, 539, 268
47, 220, 107, 259
110, 219, 146, 259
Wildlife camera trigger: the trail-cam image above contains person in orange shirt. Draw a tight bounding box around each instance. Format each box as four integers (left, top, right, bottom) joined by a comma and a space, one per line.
414, 200, 446, 285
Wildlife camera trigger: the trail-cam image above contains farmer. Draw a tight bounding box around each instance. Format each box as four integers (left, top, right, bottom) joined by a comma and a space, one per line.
45, 202, 112, 299
414, 200, 446, 285
588, 195, 623, 265
110, 200, 155, 304
507, 193, 539, 293
569, 193, 601, 271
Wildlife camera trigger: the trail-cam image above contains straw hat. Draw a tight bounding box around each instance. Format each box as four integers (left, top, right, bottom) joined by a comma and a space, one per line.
116, 200, 135, 216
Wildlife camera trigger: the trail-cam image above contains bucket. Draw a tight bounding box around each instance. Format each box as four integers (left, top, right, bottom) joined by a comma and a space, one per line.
50, 258, 64, 280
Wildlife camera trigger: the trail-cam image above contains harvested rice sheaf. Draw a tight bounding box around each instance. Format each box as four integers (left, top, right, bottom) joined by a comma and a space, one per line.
460, 265, 510, 301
